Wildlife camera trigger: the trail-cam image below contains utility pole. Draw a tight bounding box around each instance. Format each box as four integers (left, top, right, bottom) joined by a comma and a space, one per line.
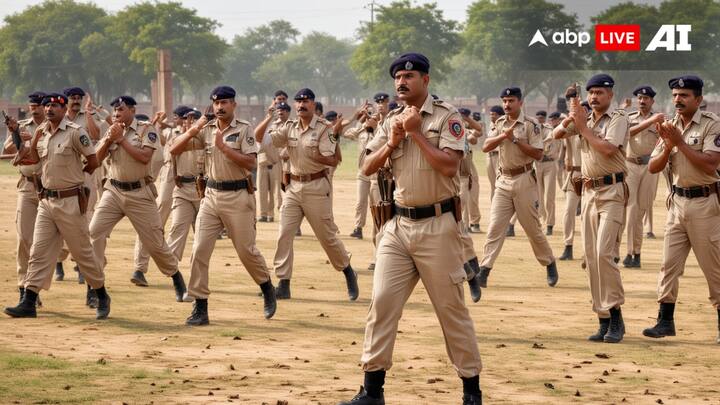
365, 0, 378, 33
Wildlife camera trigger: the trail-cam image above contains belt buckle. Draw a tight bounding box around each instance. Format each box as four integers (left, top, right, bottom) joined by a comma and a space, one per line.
703, 186, 710, 197
407, 207, 418, 220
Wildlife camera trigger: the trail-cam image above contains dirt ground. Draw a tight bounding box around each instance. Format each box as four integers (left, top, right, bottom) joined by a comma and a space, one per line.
0, 150, 719, 405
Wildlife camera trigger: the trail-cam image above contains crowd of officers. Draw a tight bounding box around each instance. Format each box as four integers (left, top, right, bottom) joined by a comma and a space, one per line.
2, 51, 720, 404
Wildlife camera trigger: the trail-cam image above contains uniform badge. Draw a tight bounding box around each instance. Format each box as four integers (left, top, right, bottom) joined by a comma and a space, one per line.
642, 88, 647, 94
714, 134, 720, 147
79, 134, 90, 147
226, 134, 239, 142
534, 124, 540, 135
329, 133, 339, 144
405, 61, 413, 70
246, 136, 255, 146
506, 89, 511, 95
449, 120, 464, 139
678, 79, 684, 87
148, 132, 157, 143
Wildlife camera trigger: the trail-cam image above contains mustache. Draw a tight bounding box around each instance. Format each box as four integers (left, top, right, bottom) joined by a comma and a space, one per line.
675, 103, 685, 108
297, 107, 308, 112
396, 86, 409, 92
215, 109, 226, 114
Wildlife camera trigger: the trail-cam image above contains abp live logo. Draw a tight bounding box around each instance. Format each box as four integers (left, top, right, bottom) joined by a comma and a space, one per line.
528, 25, 692, 51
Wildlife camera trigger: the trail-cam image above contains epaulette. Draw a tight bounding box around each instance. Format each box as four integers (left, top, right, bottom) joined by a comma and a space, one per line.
386, 106, 405, 118
18, 118, 33, 126
432, 99, 453, 111
627, 110, 641, 118
235, 118, 250, 126
701, 111, 720, 121
611, 109, 627, 117
66, 121, 82, 129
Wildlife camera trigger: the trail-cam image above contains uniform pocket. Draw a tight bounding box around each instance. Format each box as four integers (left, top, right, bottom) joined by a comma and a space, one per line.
449, 266, 467, 285
418, 133, 440, 170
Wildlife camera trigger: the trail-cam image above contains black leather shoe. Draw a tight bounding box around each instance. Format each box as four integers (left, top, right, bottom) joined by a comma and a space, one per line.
259, 281, 277, 319
337, 386, 384, 405
276, 279, 291, 299
295, 228, 302, 237
75, 265, 85, 284
96, 293, 111, 320
646, 232, 656, 239
631, 254, 641, 268
588, 318, 610, 342
343, 266, 359, 301
172, 271, 190, 302
130, 270, 149, 287
465, 259, 482, 303
559, 245, 573, 261
505, 224, 515, 237
622, 254, 634, 268
4, 288, 38, 318
258, 216, 268, 222
86, 286, 98, 309
186, 299, 209, 326
368, 263, 375, 271
604, 307, 625, 343
546, 225, 553, 236
462, 392, 483, 405
469, 224, 482, 234
643, 303, 676, 338
546, 261, 559, 287
55, 262, 65, 281
477, 266, 491, 288
349, 228, 363, 239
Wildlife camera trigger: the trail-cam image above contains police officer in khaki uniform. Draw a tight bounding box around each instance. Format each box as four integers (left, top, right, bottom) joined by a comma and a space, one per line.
622, 86, 661, 269
556, 74, 629, 343
131, 105, 192, 286
254, 101, 290, 222
90, 96, 189, 303
485, 105, 504, 201
258, 88, 358, 301
476, 87, 558, 289
339, 53, 482, 405
643, 76, 720, 344
3, 92, 47, 304
534, 110, 560, 235
172, 86, 276, 325
553, 108, 584, 261
458, 108, 484, 233
4, 93, 110, 319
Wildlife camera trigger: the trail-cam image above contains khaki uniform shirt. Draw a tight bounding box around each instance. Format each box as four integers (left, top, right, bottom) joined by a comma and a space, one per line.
66, 111, 105, 141
345, 122, 377, 169
199, 118, 258, 181
366, 94, 465, 207
15, 118, 43, 177
105, 119, 158, 182
491, 112, 544, 171
542, 123, 561, 160
580, 109, 629, 179
627, 110, 659, 158
651, 110, 720, 188
258, 119, 283, 167
170, 129, 204, 177
36, 118, 95, 190
269, 114, 336, 176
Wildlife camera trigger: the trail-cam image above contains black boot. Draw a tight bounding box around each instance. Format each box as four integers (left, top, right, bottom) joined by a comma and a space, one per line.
646, 232, 656, 239
276, 279, 291, 299
75, 265, 85, 284
343, 266, 359, 301
631, 254, 641, 268
546, 261, 559, 287
477, 266, 491, 288
643, 303, 676, 338
604, 307, 625, 343
462, 375, 482, 405
559, 245, 573, 261
506, 224, 515, 237
622, 254, 633, 268
4, 288, 37, 318
95, 287, 111, 320
588, 317, 610, 342
338, 370, 385, 405
259, 281, 277, 319
546, 225, 553, 236
465, 258, 482, 303
55, 262, 65, 281
18, 287, 24, 305
130, 270, 148, 287
186, 298, 209, 326
349, 227, 363, 239
171, 271, 190, 302
463, 393, 483, 405
86, 285, 98, 308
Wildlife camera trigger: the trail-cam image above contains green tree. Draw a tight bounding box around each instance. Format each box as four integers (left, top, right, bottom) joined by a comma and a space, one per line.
223, 20, 300, 103
350, 1, 460, 89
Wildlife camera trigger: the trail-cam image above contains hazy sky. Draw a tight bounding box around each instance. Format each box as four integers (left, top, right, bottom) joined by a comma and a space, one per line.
0, 0, 665, 41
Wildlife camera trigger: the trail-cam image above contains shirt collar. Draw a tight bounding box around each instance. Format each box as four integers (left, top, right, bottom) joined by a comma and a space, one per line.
420, 94, 434, 115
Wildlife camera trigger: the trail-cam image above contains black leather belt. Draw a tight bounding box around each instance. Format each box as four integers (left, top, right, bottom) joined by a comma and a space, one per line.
42, 188, 80, 199
626, 155, 651, 165
110, 178, 145, 191
541, 155, 554, 162
207, 179, 249, 191
178, 175, 196, 183
585, 172, 624, 189
395, 198, 454, 220
672, 183, 719, 199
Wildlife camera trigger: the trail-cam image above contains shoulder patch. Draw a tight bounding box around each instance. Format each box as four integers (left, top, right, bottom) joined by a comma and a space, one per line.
246, 136, 255, 146
147, 132, 157, 143
448, 119, 464, 139
79, 134, 91, 147
715, 134, 720, 148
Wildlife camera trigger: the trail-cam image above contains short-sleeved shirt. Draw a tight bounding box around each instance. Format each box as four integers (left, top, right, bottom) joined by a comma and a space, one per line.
199, 117, 258, 181
15, 118, 43, 177
542, 124, 561, 160
258, 118, 283, 166
36, 118, 95, 190
169, 129, 204, 177
490, 112, 543, 171
269, 114, 336, 176
627, 110, 660, 158
365, 94, 465, 207
651, 110, 720, 188
66, 111, 103, 141
580, 109, 629, 178
344, 122, 377, 168
105, 119, 159, 182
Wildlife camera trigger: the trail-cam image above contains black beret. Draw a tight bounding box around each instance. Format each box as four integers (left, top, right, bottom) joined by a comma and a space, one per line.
62, 87, 85, 97
585, 74, 615, 91
184, 109, 202, 120
135, 114, 150, 121
110, 95, 137, 107
489, 105, 504, 115
41, 93, 68, 106
373, 92, 389, 103
668, 75, 703, 92
314, 101, 323, 113
458, 107, 471, 117
276, 102, 291, 112
632, 85, 656, 98
388, 101, 399, 110
295, 88, 315, 101
389, 52, 430, 78
471, 112, 482, 121
324, 111, 338, 121
173, 105, 192, 117
27, 91, 46, 105
548, 111, 562, 119
535, 110, 547, 117
210, 86, 236, 101
500, 87, 522, 99
274, 90, 288, 98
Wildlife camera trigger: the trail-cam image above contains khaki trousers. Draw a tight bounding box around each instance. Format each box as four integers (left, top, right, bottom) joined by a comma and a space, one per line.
15, 179, 39, 286
166, 185, 201, 263
57, 172, 97, 263
258, 163, 282, 218
354, 172, 371, 229
90, 183, 178, 276
562, 169, 582, 247
25, 196, 104, 293
625, 162, 659, 255
369, 180, 381, 266
480, 172, 555, 268
486, 153, 498, 201
459, 177, 478, 262
361, 212, 481, 378
581, 183, 626, 318
274, 177, 350, 279
187, 187, 270, 299
657, 193, 720, 308
536, 160, 557, 227
467, 158, 481, 224
134, 164, 174, 273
